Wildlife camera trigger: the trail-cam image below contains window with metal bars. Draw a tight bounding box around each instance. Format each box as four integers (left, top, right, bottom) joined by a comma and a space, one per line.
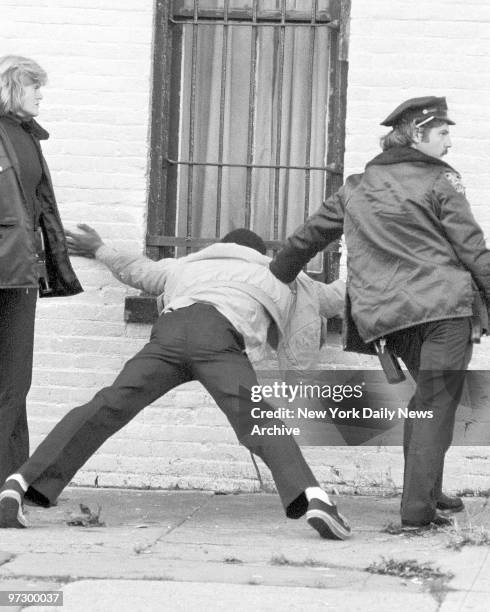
147, 0, 349, 272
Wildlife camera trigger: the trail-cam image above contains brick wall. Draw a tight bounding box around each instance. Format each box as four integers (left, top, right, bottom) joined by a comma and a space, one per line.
2, 0, 489, 496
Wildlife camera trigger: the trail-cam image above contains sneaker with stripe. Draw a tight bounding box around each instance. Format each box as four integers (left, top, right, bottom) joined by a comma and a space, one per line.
0, 480, 28, 529
306, 498, 351, 540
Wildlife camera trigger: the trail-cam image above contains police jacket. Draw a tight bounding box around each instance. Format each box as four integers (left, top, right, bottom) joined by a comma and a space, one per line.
0, 118, 82, 296
270, 146, 490, 343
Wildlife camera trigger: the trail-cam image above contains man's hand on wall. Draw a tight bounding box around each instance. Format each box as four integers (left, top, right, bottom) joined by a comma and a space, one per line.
65, 224, 104, 258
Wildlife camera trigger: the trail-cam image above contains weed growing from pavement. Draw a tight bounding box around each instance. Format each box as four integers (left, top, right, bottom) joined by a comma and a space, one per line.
381, 521, 437, 537
445, 525, 490, 550
366, 557, 454, 582
443, 495, 490, 550
269, 554, 327, 568
456, 488, 490, 498
382, 496, 490, 549
366, 558, 456, 605
65, 503, 105, 527
382, 522, 410, 535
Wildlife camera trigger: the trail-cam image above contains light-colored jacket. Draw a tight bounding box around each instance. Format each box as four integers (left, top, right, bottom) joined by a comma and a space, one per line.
96, 243, 345, 369
279, 272, 344, 370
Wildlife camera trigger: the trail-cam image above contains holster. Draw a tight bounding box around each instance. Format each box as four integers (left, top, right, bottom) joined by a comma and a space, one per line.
34, 228, 53, 296
470, 288, 488, 343
373, 339, 406, 384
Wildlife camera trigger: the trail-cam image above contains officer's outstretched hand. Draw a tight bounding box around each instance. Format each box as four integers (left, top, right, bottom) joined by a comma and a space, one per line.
65, 224, 104, 258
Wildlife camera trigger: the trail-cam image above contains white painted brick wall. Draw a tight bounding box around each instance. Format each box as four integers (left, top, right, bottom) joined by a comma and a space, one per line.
2, 0, 489, 496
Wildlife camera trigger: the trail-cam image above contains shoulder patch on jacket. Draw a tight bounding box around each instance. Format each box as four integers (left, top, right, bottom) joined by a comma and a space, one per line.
443, 171, 466, 195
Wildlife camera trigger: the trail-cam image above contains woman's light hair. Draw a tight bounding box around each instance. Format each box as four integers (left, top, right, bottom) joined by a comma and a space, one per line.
0, 55, 47, 115
380, 118, 448, 150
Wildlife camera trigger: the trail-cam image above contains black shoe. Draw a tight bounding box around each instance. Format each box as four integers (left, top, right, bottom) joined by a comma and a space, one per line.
436, 493, 464, 513
401, 511, 453, 529
306, 499, 351, 540
0, 480, 27, 529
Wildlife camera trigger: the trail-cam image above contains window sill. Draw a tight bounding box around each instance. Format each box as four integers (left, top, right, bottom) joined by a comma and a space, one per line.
124, 295, 159, 324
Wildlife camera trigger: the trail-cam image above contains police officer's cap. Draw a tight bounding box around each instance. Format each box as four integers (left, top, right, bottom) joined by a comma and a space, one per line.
380, 96, 455, 127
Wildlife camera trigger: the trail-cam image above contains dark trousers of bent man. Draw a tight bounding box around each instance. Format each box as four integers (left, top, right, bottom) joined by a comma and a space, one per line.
387, 317, 472, 523
18, 303, 318, 518
0, 289, 37, 484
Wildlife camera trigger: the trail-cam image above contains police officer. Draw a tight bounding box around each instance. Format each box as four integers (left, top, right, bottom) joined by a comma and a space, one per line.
269, 96, 490, 527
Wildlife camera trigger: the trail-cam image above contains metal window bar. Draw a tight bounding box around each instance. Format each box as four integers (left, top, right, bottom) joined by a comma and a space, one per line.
216, 0, 230, 236
169, 5, 339, 27
244, 0, 259, 229
303, 0, 318, 224
272, 0, 286, 241
186, 0, 200, 240
166, 159, 341, 172
146, 234, 286, 250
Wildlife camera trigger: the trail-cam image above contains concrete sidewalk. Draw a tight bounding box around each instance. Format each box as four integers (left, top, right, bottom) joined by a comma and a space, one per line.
0, 488, 488, 611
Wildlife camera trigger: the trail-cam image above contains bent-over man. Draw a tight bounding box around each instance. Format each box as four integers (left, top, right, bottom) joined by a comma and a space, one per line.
0, 226, 350, 540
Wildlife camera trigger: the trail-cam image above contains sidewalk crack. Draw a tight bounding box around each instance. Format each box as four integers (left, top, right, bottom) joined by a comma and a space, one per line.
135, 496, 213, 553
0, 552, 16, 567
444, 548, 489, 611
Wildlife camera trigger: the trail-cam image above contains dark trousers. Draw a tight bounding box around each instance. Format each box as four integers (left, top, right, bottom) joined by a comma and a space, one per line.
387, 318, 472, 523
20, 304, 318, 518
0, 288, 37, 484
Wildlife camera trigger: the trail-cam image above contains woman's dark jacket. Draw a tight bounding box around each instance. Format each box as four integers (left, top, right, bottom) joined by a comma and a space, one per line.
0, 117, 82, 296
270, 147, 490, 343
